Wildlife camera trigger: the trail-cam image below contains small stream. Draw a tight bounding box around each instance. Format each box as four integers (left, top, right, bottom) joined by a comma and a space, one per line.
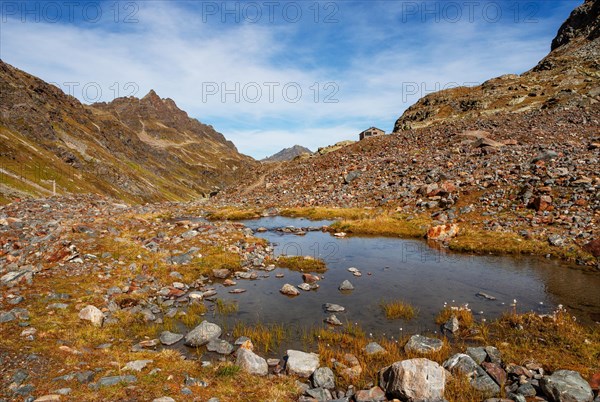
184, 216, 600, 355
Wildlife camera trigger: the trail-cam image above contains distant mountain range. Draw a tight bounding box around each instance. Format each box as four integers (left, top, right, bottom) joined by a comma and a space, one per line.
262, 145, 312, 162
0, 63, 255, 203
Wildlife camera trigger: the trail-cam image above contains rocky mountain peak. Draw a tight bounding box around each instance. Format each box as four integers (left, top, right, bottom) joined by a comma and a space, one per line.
551, 0, 600, 50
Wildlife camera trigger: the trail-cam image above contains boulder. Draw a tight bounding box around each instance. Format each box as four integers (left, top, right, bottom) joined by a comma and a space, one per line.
286, 350, 320, 377
280, 283, 300, 296
379, 358, 446, 401
354, 386, 386, 402
312, 367, 335, 389
78, 305, 103, 327
206, 338, 234, 355
236, 348, 268, 376
212, 269, 230, 279
404, 334, 444, 354
444, 353, 500, 396
426, 224, 459, 241
365, 342, 386, 355
541, 370, 593, 402
159, 331, 183, 345
184, 321, 222, 347
338, 280, 354, 291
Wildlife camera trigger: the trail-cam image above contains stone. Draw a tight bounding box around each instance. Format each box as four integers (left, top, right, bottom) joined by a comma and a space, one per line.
444, 316, 459, 333
482, 362, 507, 386
33, 396, 61, 402
404, 335, 443, 354
325, 314, 342, 326
426, 224, 459, 241
280, 283, 300, 296
517, 383, 537, 397
302, 273, 320, 283
1, 270, 32, 287
306, 387, 332, 401
548, 234, 566, 247
541, 370, 593, 402
184, 321, 222, 347
529, 195, 553, 212
298, 283, 311, 291
364, 342, 386, 355
0, 311, 16, 323
212, 269, 230, 279
324, 303, 345, 313
354, 386, 386, 402
96, 375, 137, 387
78, 305, 103, 327
444, 353, 500, 396
583, 240, 600, 258
484, 346, 502, 365
236, 348, 268, 376
286, 350, 320, 378
312, 367, 335, 389
338, 280, 354, 291
206, 338, 234, 355
159, 331, 183, 346
379, 358, 446, 401
152, 398, 176, 402
124, 359, 153, 372
466, 347, 488, 365
344, 171, 362, 184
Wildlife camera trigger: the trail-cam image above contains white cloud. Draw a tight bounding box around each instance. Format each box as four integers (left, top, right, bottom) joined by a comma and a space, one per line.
0, 1, 568, 158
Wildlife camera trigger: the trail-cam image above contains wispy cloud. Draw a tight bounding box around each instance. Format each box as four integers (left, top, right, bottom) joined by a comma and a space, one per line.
0, 0, 576, 158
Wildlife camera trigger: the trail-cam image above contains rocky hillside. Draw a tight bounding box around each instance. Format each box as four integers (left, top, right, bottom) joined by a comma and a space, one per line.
213, 1, 600, 258
0, 61, 255, 204
262, 145, 312, 162
394, 0, 600, 131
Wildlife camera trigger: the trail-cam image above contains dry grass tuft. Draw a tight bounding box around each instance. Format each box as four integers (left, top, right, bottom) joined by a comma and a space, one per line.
232, 322, 288, 354
380, 300, 417, 320
215, 298, 239, 315
275, 255, 327, 273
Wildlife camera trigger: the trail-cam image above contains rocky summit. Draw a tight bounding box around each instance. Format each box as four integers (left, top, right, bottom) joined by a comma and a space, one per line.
263, 145, 313, 163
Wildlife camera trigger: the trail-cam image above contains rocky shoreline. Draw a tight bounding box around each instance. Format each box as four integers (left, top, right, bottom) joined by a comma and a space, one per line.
1, 196, 599, 401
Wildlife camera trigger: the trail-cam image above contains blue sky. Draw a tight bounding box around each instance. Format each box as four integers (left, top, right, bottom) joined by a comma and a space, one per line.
0, 0, 578, 158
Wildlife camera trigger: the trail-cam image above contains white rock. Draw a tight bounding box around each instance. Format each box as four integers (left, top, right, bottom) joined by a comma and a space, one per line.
78, 305, 103, 327
286, 349, 320, 377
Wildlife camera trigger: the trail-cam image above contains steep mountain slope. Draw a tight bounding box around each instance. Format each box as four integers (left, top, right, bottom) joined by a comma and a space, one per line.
0, 61, 254, 203
394, 0, 600, 131
262, 145, 312, 162
214, 0, 599, 255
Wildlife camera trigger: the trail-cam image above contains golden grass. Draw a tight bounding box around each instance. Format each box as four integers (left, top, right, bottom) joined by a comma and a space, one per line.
330, 213, 430, 238
380, 300, 417, 320
215, 298, 239, 315
275, 255, 327, 273
490, 308, 600, 377
232, 322, 288, 354
206, 207, 261, 220
436, 306, 475, 330
280, 207, 375, 220
180, 302, 207, 327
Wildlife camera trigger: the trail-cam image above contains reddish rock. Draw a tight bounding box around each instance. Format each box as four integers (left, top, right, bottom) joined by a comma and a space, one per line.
529, 195, 553, 212
302, 273, 320, 283
583, 239, 600, 258
45, 246, 70, 263
167, 288, 186, 297
426, 224, 459, 241
482, 362, 507, 386
440, 181, 457, 193
354, 386, 386, 402
589, 372, 600, 391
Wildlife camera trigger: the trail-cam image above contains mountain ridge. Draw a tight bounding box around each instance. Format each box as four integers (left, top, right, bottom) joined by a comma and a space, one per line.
0, 61, 255, 203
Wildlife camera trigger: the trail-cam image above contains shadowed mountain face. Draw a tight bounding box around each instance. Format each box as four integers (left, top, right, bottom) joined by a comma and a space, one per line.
262, 145, 313, 162
0, 61, 255, 203
394, 0, 600, 132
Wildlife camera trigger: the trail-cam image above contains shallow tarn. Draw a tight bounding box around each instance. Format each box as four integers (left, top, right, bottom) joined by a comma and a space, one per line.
184, 216, 600, 354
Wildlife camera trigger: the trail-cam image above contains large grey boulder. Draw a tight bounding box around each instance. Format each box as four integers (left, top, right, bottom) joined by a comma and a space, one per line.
541, 370, 593, 402
184, 321, 222, 347
236, 348, 268, 376
404, 334, 443, 354
286, 350, 320, 377
379, 358, 446, 401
